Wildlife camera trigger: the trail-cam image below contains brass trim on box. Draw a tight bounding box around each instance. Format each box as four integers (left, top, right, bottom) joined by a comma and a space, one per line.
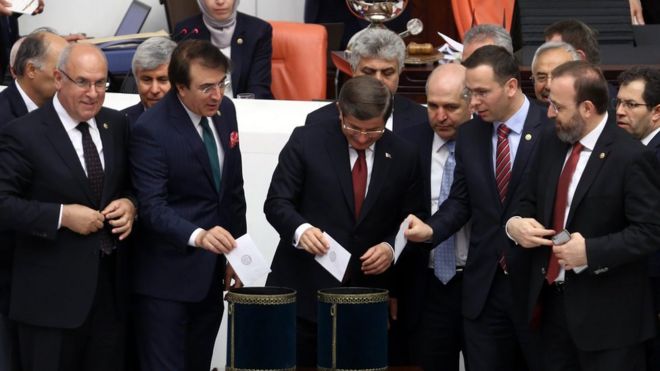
225, 291, 296, 305
229, 302, 235, 369
317, 290, 389, 305
226, 368, 296, 371
331, 303, 337, 369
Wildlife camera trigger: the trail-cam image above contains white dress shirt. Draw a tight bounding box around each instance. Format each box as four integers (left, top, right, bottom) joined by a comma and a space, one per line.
491, 96, 530, 172
15, 80, 39, 113
642, 127, 660, 146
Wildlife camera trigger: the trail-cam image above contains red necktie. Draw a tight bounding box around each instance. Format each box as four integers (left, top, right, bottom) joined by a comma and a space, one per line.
352, 149, 367, 219
495, 124, 512, 203
546, 142, 584, 283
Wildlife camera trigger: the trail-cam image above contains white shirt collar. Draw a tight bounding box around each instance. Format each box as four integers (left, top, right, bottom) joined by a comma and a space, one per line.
177, 95, 203, 126
432, 132, 449, 153
495, 95, 530, 134
578, 113, 608, 151
15, 80, 39, 113
642, 126, 660, 146
53, 93, 98, 132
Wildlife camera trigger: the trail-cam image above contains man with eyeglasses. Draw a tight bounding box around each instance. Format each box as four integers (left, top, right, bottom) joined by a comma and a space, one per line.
0, 42, 136, 371
506, 60, 660, 371
405, 45, 550, 371
304, 27, 426, 134
265, 75, 425, 367
614, 66, 660, 371
129, 39, 245, 371
530, 41, 580, 104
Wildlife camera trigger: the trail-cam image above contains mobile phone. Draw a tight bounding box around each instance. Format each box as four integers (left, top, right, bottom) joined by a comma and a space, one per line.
551, 229, 571, 245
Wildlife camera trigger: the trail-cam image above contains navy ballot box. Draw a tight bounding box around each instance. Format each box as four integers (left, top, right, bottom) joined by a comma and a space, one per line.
317, 287, 389, 370
226, 287, 297, 370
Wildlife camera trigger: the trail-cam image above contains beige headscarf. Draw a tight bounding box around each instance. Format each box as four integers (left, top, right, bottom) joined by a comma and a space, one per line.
196, 0, 241, 49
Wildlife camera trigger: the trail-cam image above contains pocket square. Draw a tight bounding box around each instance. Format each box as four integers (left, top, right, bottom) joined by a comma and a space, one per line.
230, 131, 239, 149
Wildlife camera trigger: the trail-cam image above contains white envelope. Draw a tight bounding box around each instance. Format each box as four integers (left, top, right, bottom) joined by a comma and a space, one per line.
393, 216, 410, 263
226, 234, 271, 286
315, 232, 351, 282
9, 0, 38, 14
437, 31, 464, 52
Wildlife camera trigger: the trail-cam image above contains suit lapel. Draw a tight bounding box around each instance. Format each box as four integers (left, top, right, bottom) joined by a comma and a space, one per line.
420, 127, 434, 212
325, 123, 354, 214
230, 16, 246, 95
473, 118, 501, 209
8, 82, 28, 118
358, 133, 393, 224
211, 110, 229, 200
42, 102, 95, 205
543, 139, 568, 225
96, 111, 115, 206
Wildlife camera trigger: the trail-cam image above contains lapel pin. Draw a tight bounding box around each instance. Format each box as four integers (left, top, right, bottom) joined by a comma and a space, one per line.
524, 133, 532, 141
385, 152, 392, 159
102, 123, 108, 129
599, 152, 606, 159
216, 110, 222, 117
237, 37, 244, 45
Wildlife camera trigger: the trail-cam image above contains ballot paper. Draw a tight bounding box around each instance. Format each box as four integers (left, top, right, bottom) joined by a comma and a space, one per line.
393, 216, 410, 263
315, 232, 351, 282
9, 0, 38, 14
437, 31, 464, 52
226, 234, 271, 286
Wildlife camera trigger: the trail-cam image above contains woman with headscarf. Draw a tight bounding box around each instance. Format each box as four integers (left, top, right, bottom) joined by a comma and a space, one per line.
175, 0, 273, 99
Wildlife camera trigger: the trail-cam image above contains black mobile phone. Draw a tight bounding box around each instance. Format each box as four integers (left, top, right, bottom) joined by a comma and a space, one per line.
551, 229, 571, 245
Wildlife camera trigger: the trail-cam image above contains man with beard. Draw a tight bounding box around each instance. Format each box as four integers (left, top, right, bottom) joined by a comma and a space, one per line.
405, 45, 548, 371
507, 61, 660, 371
614, 66, 660, 370
530, 41, 579, 104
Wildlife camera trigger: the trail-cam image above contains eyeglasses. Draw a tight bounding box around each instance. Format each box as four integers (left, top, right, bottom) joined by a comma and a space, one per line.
341, 122, 385, 138
198, 77, 231, 95
59, 69, 108, 91
531, 74, 549, 83
548, 100, 562, 113
612, 98, 650, 110
463, 88, 491, 101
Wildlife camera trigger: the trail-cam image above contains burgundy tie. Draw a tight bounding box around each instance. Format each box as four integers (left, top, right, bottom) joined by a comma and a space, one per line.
495, 124, 512, 203
546, 142, 584, 283
352, 149, 367, 219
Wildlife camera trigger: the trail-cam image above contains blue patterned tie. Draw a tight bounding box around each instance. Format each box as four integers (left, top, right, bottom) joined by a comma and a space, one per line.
434, 140, 456, 284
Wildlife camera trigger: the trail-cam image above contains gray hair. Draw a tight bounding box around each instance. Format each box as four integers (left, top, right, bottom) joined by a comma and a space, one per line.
131, 37, 177, 76
9, 37, 25, 72
349, 28, 406, 72
531, 41, 580, 71
57, 43, 107, 72
463, 24, 513, 55
13, 33, 51, 77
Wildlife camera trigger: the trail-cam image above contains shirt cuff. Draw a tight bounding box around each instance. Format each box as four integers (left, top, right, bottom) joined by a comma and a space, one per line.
383, 242, 395, 262
505, 216, 521, 244
58, 204, 63, 229
189, 228, 204, 247
293, 223, 313, 249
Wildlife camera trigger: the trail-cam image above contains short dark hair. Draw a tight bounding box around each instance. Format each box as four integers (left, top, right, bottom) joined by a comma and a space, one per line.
13, 32, 49, 77
462, 44, 520, 85
169, 39, 230, 88
338, 75, 392, 122
618, 66, 660, 109
552, 60, 608, 114
544, 19, 600, 64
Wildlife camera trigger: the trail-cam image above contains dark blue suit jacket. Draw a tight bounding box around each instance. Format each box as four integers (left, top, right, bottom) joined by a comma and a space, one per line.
129, 91, 247, 303
426, 100, 551, 321
120, 101, 144, 126
0, 101, 133, 328
175, 13, 273, 99
304, 94, 427, 133
264, 118, 426, 322
0, 81, 28, 126
647, 132, 660, 278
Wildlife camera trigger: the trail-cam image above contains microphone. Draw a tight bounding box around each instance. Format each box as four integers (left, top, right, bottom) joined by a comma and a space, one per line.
179, 28, 200, 42
171, 27, 188, 41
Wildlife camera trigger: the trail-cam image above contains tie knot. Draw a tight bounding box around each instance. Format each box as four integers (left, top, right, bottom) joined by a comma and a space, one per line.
445, 140, 455, 154
571, 142, 584, 154
497, 124, 511, 138
199, 117, 210, 130
77, 122, 90, 133
356, 149, 365, 159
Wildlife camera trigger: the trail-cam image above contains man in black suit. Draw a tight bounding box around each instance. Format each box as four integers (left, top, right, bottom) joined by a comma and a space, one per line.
304, 27, 426, 134
405, 45, 548, 371
0, 42, 136, 371
614, 66, 660, 371
130, 39, 246, 371
121, 36, 176, 125
397, 63, 472, 370
507, 61, 660, 371
265, 75, 426, 367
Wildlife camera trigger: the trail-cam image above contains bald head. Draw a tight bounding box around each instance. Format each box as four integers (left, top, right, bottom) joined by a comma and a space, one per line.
426, 63, 471, 140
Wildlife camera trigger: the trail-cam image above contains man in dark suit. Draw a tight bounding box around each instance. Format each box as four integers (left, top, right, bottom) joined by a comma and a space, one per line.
121, 36, 177, 125
265, 75, 426, 367
507, 61, 660, 371
0, 42, 136, 371
304, 27, 426, 134
614, 66, 660, 371
406, 45, 548, 371
397, 63, 472, 370
130, 39, 246, 371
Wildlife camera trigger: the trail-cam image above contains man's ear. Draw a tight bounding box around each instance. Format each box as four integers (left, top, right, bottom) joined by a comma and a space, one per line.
651, 104, 660, 124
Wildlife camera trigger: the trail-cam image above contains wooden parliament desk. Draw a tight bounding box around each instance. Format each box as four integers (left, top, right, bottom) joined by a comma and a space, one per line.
333, 44, 660, 104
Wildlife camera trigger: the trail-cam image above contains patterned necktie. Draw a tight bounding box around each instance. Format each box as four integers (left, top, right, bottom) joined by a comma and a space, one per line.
495, 124, 512, 203
434, 141, 456, 284
546, 142, 584, 283
77, 122, 112, 255
200, 117, 222, 192
352, 149, 367, 219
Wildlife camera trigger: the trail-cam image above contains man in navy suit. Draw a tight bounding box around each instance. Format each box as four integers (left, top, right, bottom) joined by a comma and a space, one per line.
265, 76, 426, 367
130, 39, 246, 371
614, 66, 660, 371
0, 42, 136, 371
121, 37, 176, 125
507, 61, 660, 371
305, 28, 426, 134
406, 45, 548, 371
397, 63, 472, 370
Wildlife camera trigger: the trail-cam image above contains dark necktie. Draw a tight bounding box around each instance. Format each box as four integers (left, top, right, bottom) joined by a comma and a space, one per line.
77, 122, 112, 255
200, 117, 222, 192
352, 149, 367, 219
546, 142, 584, 283
495, 124, 512, 203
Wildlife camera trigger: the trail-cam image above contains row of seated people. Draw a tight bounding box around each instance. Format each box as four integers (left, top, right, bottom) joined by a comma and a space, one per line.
1, 14, 660, 371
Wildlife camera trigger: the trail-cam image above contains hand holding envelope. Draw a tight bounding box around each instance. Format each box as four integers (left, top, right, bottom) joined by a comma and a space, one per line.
225, 234, 271, 286
315, 232, 351, 282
